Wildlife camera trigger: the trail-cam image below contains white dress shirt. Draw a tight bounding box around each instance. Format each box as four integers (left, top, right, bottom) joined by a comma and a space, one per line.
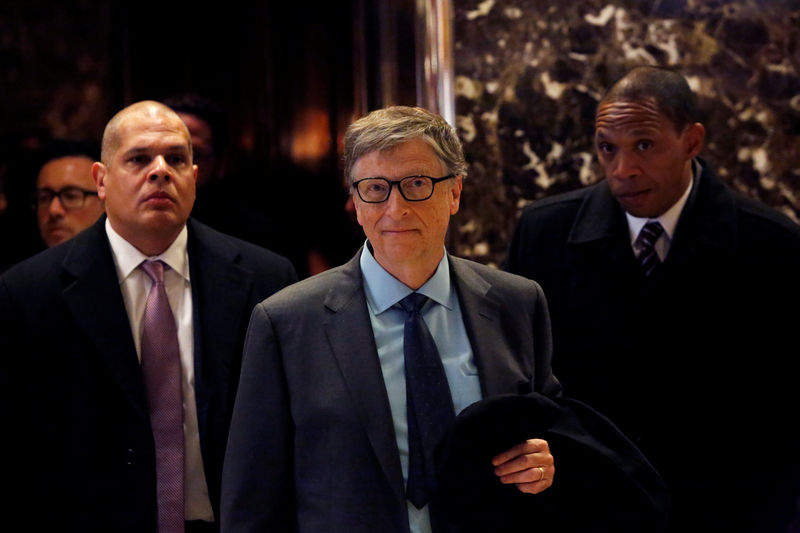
105, 219, 214, 522
626, 163, 698, 261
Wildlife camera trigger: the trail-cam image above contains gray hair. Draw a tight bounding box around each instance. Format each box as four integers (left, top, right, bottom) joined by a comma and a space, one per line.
343, 106, 467, 185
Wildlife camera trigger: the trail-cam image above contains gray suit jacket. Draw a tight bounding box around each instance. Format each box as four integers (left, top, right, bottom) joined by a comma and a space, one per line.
221, 250, 561, 533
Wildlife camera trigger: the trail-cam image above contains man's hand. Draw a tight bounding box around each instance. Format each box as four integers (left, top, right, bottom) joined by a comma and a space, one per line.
492, 438, 554, 494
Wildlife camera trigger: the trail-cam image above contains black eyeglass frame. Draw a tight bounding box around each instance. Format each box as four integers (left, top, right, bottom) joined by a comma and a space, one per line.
352, 174, 456, 203
33, 187, 99, 210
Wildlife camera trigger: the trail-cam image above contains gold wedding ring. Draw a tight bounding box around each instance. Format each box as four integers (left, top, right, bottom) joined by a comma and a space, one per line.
538, 466, 545, 481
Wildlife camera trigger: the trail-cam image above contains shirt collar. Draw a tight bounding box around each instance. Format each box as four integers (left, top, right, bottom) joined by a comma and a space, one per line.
105, 218, 190, 283
626, 160, 699, 244
359, 240, 454, 315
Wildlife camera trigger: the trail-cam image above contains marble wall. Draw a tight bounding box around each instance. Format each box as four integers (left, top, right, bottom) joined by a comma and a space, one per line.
452, 0, 800, 266
0, 2, 113, 143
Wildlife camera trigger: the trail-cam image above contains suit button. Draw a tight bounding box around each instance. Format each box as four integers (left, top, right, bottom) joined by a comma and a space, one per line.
126, 448, 135, 465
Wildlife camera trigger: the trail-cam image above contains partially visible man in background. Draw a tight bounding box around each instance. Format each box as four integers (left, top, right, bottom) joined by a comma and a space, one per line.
163, 95, 228, 189
163, 94, 315, 275
35, 139, 104, 247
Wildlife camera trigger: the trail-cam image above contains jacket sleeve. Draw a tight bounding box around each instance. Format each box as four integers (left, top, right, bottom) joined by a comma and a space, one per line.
221, 303, 296, 532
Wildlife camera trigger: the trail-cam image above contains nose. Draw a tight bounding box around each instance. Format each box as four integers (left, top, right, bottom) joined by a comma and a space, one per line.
611, 150, 641, 181
383, 184, 409, 217
148, 155, 172, 182
47, 196, 66, 217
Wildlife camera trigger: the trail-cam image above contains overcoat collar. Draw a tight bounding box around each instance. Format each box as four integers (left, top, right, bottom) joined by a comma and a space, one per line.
566, 162, 739, 267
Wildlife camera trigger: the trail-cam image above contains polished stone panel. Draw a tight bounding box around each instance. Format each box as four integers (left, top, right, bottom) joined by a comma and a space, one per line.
453, 0, 800, 266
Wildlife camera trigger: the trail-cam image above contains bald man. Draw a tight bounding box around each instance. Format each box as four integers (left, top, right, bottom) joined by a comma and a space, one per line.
0, 101, 297, 532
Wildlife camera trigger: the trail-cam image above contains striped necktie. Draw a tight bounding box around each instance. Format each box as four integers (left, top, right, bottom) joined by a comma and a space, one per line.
636, 221, 665, 276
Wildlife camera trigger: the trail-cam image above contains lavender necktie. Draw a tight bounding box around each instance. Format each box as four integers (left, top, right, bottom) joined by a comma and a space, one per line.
636, 221, 665, 276
140, 260, 184, 533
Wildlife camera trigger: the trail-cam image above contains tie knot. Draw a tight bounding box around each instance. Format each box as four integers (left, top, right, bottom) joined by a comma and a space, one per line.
399, 293, 429, 314
637, 221, 665, 249
140, 260, 167, 284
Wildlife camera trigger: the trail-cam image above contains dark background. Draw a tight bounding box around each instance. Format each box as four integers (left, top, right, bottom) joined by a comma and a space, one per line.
4, 1, 799, 271
0, 0, 418, 275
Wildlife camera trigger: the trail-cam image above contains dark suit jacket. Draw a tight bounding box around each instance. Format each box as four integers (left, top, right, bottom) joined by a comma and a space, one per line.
221, 250, 562, 533
506, 163, 800, 532
0, 217, 297, 532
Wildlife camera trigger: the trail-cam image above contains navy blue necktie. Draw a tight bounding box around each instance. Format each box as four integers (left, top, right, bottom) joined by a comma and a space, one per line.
636, 221, 665, 276
400, 293, 455, 510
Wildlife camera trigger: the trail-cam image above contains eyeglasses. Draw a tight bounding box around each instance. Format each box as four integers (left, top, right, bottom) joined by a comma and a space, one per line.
34, 187, 99, 210
352, 175, 455, 203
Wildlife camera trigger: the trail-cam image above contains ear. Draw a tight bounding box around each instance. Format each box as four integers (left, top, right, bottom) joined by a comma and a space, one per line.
192, 164, 198, 182
449, 176, 463, 216
683, 123, 705, 159
92, 162, 108, 201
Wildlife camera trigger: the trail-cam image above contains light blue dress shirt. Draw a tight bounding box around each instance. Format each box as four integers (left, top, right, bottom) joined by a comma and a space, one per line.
360, 243, 483, 533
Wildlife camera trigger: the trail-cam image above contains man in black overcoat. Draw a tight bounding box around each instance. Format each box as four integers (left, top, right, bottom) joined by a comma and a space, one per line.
507, 66, 800, 532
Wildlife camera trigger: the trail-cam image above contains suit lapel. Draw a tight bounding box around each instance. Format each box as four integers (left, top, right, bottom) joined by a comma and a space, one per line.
662, 163, 738, 274
187, 220, 254, 446
60, 219, 149, 424
323, 252, 406, 502
568, 182, 640, 278
568, 169, 739, 281
450, 256, 531, 398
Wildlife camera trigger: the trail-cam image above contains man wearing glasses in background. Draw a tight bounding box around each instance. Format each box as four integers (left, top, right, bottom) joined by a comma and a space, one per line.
222, 106, 562, 533
34, 140, 105, 247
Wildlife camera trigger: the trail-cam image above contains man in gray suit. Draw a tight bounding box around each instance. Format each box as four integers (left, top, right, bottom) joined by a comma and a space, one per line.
221, 106, 561, 533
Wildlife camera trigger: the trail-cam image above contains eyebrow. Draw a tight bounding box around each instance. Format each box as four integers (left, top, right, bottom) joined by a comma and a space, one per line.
596, 127, 658, 139
121, 145, 190, 158
626, 128, 658, 136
